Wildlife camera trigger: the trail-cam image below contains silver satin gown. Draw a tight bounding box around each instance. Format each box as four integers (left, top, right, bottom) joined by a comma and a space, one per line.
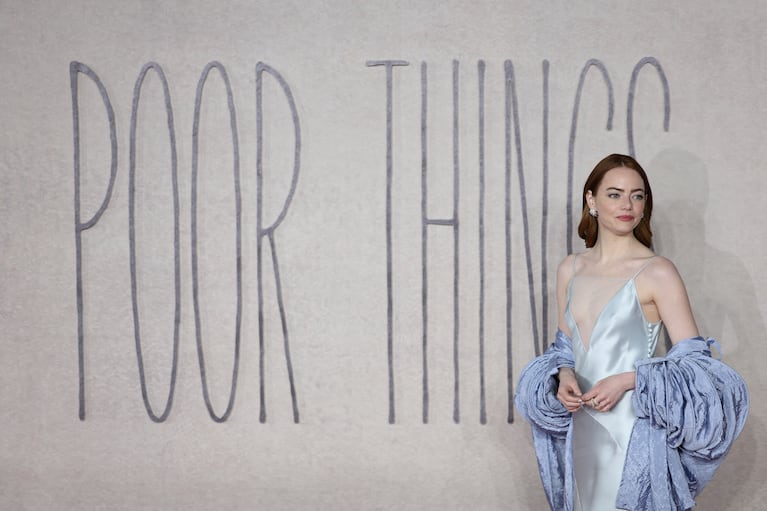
565, 256, 661, 511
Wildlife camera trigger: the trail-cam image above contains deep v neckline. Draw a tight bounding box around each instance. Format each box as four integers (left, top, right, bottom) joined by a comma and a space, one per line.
566, 254, 659, 351
567, 276, 635, 352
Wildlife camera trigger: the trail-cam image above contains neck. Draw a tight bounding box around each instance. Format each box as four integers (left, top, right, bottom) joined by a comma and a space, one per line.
590, 233, 644, 262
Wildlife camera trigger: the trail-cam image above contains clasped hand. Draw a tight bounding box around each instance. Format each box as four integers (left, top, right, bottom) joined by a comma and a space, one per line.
556, 369, 634, 413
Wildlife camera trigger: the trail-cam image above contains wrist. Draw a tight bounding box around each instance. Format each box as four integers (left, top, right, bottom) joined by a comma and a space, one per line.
622, 371, 636, 391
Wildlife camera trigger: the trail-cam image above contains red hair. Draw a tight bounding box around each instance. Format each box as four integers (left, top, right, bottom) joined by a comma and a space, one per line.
577, 154, 653, 248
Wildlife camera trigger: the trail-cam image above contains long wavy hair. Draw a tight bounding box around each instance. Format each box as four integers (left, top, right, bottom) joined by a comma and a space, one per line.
577, 154, 653, 248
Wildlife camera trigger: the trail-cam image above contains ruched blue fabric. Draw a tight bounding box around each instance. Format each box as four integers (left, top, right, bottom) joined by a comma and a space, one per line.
515, 329, 576, 511
515, 332, 749, 511
616, 337, 750, 510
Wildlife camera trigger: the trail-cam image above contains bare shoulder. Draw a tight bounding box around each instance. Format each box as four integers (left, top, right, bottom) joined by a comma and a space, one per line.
644, 255, 683, 281
640, 255, 688, 293
557, 253, 577, 285
641, 255, 698, 340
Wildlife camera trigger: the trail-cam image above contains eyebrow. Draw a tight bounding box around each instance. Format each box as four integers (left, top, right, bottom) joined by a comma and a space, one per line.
605, 187, 645, 193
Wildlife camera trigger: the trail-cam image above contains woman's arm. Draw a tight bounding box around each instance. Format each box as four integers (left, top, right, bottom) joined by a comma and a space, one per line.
555, 255, 582, 412
642, 257, 699, 344
556, 254, 575, 338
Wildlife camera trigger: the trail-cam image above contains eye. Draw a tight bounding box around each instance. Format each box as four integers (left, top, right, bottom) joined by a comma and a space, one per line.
632, 193, 645, 200
608, 193, 620, 199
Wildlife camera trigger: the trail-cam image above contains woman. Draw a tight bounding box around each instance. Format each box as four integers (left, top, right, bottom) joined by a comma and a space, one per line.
556, 153, 697, 510
515, 154, 748, 511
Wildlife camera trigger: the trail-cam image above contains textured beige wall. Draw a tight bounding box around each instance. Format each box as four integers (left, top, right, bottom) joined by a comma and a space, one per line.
1, 1, 765, 509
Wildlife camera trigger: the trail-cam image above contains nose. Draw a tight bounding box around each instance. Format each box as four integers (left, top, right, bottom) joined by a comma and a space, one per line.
621, 197, 633, 209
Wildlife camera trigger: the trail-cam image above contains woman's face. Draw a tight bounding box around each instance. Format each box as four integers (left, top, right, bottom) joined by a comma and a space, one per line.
586, 166, 646, 238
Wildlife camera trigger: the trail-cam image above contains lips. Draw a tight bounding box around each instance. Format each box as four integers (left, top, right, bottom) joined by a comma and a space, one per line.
617, 215, 635, 222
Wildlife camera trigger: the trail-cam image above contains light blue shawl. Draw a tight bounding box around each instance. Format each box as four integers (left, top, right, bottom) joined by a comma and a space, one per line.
515, 331, 749, 511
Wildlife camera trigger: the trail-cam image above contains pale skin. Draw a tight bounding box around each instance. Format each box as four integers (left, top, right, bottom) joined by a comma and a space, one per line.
556, 166, 699, 413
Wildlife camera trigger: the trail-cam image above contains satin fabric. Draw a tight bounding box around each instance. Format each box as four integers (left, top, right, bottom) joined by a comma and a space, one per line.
567, 275, 661, 510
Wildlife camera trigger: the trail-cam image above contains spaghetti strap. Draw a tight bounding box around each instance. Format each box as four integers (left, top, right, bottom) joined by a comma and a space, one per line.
631, 255, 657, 280
567, 254, 579, 298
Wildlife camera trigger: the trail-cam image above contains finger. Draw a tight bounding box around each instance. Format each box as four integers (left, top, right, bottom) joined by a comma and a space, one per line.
587, 396, 603, 408
566, 386, 583, 398
561, 396, 581, 408
561, 391, 579, 403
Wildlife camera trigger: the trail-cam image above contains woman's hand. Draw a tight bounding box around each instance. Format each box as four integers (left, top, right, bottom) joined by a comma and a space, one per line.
557, 368, 583, 412
580, 372, 635, 412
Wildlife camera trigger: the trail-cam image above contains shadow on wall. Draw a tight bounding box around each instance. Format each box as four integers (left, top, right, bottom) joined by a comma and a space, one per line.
650, 148, 763, 510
